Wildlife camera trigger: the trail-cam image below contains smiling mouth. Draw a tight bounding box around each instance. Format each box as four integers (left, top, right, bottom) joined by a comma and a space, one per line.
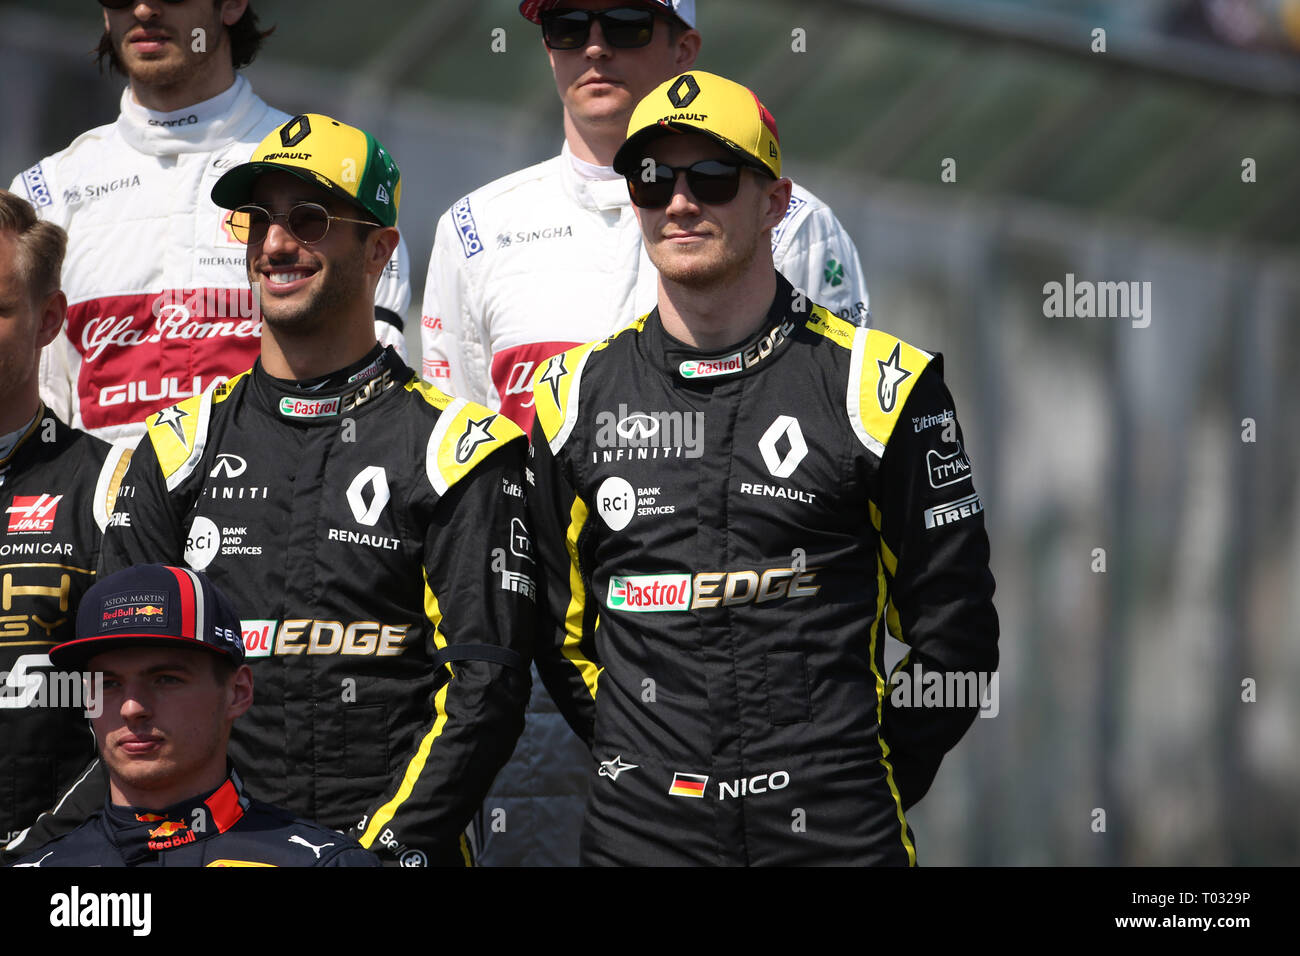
259, 264, 319, 290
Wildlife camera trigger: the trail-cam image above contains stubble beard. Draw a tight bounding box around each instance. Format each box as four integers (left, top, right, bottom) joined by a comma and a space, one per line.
113, 12, 222, 97
650, 224, 762, 292
253, 254, 365, 341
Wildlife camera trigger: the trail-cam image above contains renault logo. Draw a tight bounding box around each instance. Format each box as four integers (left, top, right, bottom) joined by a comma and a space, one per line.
668, 74, 701, 109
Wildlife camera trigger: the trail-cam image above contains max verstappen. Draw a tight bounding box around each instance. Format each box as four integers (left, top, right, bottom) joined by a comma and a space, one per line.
529, 72, 999, 865
77, 116, 532, 867
11, 564, 379, 867
8, 0, 409, 444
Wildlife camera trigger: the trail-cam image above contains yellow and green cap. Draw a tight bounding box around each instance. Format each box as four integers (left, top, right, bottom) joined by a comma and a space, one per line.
211, 113, 401, 227
613, 71, 782, 179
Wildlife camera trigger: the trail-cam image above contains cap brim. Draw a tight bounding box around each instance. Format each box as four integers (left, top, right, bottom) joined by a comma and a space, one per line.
613, 122, 775, 178
521, 0, 689, 26
210, 162, 375, 222
50, 634, 238, 671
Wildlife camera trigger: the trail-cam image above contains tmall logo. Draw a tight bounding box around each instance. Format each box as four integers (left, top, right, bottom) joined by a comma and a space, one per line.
6, 495, 62, 533
668, 73, 701, 108
346, 466, 390, 527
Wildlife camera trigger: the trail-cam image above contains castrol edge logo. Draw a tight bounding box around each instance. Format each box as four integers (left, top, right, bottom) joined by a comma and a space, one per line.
606, 567, 820, 613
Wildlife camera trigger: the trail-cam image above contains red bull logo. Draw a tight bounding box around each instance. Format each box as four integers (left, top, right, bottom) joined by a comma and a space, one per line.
147, 819, 196, 850
138, 604, 165, 616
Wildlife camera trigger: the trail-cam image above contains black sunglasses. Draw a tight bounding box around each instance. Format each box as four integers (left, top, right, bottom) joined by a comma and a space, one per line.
626, 160, 762, 209
226, 203, 377, 245
99, 0, 187, 8
541, 7, 658, 50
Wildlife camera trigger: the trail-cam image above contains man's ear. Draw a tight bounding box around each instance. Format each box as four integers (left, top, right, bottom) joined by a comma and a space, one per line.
227, 664, 254, 721
221, 0, 250, 28
366, 227, 401, 280
761, 177, 794, 232
35, 290, 66, 351
676, 29, 702, 70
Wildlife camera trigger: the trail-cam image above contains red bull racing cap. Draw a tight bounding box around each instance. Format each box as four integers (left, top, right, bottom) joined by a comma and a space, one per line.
51, 564, 245, 669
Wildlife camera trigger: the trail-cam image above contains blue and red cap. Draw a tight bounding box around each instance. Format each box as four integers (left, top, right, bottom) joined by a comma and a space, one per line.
51, 564, 245, 669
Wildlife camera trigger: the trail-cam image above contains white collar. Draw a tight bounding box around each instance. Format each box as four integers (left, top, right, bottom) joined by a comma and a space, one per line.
560, 142, 630, 212
116, 74, 258, 155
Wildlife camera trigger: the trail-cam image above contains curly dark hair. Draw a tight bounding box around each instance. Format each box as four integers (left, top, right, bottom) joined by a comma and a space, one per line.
96, 2, 275, 75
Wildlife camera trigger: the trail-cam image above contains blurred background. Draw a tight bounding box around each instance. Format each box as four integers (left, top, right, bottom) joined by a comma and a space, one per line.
2, 0, 1296, 865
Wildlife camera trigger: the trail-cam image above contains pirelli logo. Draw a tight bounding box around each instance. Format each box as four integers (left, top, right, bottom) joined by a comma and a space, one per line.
924, 492, 983, 530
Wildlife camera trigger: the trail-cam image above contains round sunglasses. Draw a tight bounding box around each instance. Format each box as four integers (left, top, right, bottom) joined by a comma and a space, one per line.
226, 203, 377, 245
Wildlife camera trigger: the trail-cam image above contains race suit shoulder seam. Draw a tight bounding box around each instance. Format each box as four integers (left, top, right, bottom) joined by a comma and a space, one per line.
146, 368, 249, 491
532, 315, 649, 456
422, 395, 526, 497
846, 328, 935, 458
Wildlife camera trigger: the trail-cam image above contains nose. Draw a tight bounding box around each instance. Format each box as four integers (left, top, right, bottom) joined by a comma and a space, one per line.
120, 690, 151, 721
584, 18, 613, 58
664, 172, 701, 214
260, 218, 300, 257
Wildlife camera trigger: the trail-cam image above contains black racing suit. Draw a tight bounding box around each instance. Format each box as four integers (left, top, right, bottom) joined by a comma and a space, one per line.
10, 768, 379, 866
529, 275, 999, 865
95, 346, 533, 866
0, 408, 129, 852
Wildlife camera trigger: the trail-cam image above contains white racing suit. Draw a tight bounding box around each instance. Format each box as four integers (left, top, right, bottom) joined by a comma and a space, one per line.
10, 75, 410, 444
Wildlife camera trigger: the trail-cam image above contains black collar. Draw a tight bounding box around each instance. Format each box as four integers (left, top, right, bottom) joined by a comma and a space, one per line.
251, 345, 408, 424
101, 767, 251, 865
641, 274, 804, 383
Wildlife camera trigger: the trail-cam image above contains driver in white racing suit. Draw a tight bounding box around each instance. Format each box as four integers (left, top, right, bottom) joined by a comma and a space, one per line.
8, 0, 409, 444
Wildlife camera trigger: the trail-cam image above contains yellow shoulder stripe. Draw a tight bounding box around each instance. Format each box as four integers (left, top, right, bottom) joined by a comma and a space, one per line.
146, 370, 249, 491
847, 329, 933, 458
424, 397, 524, 497
93, 443, 133, 534
533, 315, 649, 452
803, 303, 857, 350
403, 376, 455, 412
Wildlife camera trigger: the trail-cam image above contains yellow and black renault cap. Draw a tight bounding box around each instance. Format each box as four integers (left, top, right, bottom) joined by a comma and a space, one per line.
211, 113, 401, 227
613, 71, 782, 179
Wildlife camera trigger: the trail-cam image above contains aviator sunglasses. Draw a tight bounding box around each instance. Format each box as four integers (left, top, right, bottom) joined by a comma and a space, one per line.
626, 159, 764, 209
541, 7, 659, 49
226, 203, 378, 245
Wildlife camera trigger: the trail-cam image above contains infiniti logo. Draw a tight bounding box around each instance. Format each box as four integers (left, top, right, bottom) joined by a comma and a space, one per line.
615, 414, 660, 441
209, 454, 248, 479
